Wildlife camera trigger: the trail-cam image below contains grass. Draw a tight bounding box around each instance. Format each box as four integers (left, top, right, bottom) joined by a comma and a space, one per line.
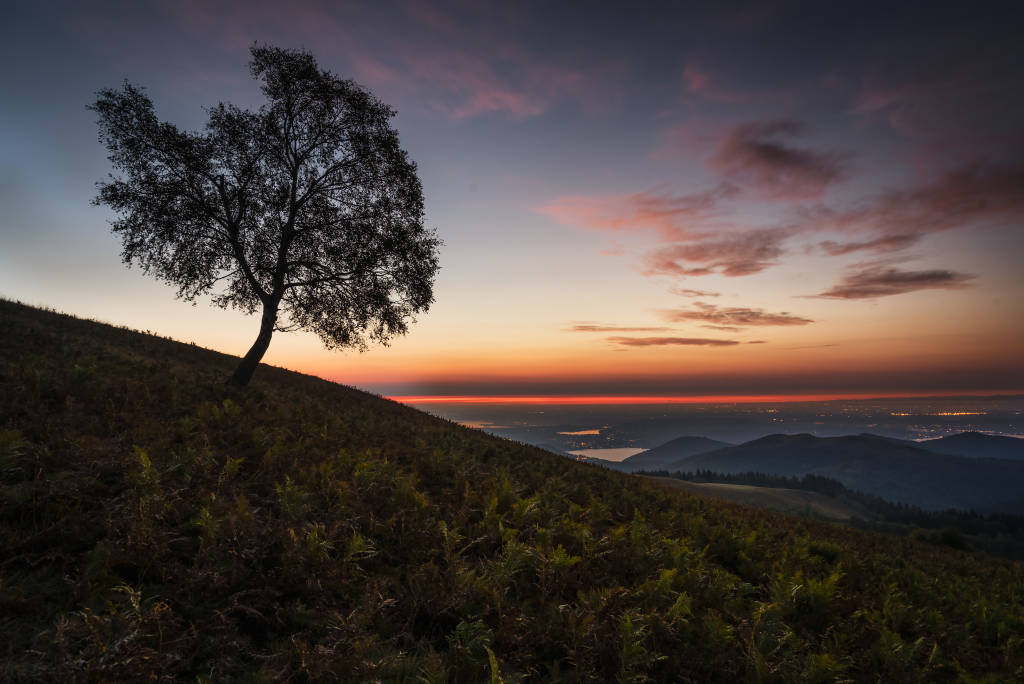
1, 298, 1023, 682
640, 477, 867, 521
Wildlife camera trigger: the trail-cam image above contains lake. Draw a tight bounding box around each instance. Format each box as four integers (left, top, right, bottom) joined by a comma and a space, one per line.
567, 447, 647, 462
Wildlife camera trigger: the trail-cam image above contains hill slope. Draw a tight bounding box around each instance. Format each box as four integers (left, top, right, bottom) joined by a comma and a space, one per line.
670, 433, 1024, 512
920, 431, 1024, 460
606, 436, 732, 473
2, 300, 1023, 681
640, 477, 866, 520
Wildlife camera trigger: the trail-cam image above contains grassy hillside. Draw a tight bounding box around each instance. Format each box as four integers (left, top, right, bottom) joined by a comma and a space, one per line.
640, 477, 867, 521
1, 299, 1023, 682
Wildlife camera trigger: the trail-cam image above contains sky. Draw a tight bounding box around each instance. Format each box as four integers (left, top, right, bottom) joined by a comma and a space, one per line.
2, 0, 1023, 399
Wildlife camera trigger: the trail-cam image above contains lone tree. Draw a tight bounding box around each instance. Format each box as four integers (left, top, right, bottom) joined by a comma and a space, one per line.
90, 46, 440, 386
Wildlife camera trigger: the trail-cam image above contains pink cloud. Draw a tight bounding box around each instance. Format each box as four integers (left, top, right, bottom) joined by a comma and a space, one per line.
354, 49, 566, 120
683, 65, 711, 93
320, 6, 604, 120
537, 185, 736, 241
683, 64, 749, 103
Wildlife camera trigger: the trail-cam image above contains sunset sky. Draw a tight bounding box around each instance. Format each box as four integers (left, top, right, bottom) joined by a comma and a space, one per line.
2, 1, 1022, 399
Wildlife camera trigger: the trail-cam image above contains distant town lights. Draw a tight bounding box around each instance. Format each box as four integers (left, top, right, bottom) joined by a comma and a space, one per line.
889, 411, 987, 416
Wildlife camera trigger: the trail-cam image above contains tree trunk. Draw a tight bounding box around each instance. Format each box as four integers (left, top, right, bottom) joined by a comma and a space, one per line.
227, 299, 279, 386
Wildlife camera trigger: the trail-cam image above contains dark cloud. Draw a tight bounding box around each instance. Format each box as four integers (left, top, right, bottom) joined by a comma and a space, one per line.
709, 120, 847, 200
746, 340, 767, 344
663, 302, 813, 326
701, 324, 744, 332
853, 45, 1024, 166
644, 228, 791, 277
608, 336, 740, 347
566, 324, 672, 333
802, 161, 1024, 241
815, 264, 976, 299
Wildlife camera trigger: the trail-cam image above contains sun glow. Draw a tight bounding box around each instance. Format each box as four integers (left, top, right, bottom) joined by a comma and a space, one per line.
386, 391, 1021, 406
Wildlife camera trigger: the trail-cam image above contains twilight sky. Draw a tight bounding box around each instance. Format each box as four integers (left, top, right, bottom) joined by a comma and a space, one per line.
2, 0, 1022, 399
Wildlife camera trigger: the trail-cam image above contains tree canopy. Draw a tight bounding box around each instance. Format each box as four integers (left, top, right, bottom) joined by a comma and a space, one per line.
90, 45, 440, 385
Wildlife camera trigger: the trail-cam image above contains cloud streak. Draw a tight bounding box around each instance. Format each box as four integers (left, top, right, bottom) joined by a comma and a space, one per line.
673, 287, 721, 298
608, 336, 741, 347
817, 234, 922, 255
663, 302, 814, 326
566, 324, 672, 333
701, 324, 744, 332
815, 264, 976, 299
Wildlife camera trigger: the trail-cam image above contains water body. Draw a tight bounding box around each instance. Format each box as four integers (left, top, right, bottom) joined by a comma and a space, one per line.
567, 447, 646, 462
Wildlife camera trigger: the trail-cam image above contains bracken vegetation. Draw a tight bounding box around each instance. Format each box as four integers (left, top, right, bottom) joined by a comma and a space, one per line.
1, 299, 1022, 682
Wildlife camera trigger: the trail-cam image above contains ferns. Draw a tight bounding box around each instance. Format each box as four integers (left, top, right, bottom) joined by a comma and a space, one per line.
2, 299, 1023, 682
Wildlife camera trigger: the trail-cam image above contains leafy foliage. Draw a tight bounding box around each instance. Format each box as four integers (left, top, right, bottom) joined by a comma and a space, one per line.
2, 299, 1023, 681
89, 46, 440, 385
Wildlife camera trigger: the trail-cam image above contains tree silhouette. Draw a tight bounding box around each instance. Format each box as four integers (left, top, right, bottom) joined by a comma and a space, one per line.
90, 46, 440, 386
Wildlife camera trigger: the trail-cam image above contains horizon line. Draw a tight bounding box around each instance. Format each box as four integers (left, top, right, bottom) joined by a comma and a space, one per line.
386, 391, 1024, 405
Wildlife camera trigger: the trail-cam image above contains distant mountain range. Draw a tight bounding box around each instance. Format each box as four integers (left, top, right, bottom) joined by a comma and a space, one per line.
917, 431, 1024, 460
588, 431, 1024, 513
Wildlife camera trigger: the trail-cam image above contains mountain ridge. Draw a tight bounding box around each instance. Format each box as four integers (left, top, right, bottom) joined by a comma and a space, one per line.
664, 432, 1024, 512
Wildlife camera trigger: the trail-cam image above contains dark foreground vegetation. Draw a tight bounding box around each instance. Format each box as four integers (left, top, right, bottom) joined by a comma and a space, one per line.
646, 470, 1024, 561
1, 300, 1022, 682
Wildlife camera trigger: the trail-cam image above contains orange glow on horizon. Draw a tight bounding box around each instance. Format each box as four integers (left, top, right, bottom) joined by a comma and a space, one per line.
386, 391, 1022, 406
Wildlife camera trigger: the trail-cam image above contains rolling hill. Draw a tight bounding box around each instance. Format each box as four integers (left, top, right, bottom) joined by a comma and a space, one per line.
604, 436, 733, 473
919, 431, 1024, 460
668, 433, 1024, 512
2, 299, 1023, 681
